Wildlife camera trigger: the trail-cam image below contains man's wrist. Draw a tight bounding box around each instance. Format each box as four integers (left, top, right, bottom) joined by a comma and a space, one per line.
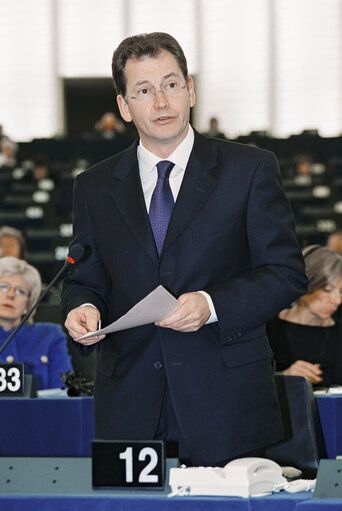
198, 291, 218, 324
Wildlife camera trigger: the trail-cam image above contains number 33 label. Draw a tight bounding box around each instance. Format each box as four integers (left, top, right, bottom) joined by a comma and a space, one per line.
92, 440, 165, 488
0, 364, 24, 394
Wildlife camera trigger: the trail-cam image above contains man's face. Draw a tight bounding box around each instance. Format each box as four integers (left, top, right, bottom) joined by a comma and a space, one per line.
117, 50, 195, 157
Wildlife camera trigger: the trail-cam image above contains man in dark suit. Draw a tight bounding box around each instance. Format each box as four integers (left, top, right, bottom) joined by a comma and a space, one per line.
61, 32, 307, 466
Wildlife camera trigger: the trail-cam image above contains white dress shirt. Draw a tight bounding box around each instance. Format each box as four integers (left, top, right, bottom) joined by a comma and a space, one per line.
138, 124, 195, 210
138, 125, 217, 324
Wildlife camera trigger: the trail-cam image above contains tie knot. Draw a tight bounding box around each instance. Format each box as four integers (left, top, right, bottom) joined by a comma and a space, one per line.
156, 160, 174, 179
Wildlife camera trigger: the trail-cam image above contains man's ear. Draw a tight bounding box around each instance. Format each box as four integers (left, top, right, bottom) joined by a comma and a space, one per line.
187, 76, 196, 108
117, 95, 132, 123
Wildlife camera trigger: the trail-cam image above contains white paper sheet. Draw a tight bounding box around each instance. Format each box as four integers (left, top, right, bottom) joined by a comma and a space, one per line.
76, 285, 180, 340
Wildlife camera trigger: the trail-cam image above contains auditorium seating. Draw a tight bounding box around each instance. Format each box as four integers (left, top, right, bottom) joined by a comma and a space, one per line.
1, 132, 342, 284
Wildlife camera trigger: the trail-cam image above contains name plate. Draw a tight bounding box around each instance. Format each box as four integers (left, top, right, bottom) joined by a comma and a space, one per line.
92, 439, 165, 489
0, 363, 24, 395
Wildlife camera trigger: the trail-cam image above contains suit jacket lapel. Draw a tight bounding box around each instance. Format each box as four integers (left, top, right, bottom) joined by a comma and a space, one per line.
109, 133, 219, 261
162, 132, 219, 254
110, 142, 159, 263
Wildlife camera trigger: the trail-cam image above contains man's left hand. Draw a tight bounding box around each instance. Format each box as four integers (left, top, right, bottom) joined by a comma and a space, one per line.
156, 292, 210, 332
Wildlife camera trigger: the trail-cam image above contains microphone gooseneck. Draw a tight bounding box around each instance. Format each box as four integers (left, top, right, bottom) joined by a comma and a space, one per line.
0, 244, 85, 355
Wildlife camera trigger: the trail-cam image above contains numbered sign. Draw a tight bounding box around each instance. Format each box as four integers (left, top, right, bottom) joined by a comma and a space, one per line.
0, 363, 24, 395
92, 440, 165, 489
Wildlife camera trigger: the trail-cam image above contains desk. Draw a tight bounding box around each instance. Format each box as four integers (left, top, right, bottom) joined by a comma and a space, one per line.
0, 397, 94, 457
316, 395, 342, 459
0, 455, 313, 511
0, 396, 341, 510
0, 395, 341, 459
0, 455, 311, 511
0, 493, 313, 511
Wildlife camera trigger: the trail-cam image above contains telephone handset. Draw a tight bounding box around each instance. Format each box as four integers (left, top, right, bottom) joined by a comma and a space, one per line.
169, 457, 286, 498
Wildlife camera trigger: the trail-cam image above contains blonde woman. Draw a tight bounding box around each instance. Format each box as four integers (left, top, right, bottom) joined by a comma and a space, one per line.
0, 257, 72, 389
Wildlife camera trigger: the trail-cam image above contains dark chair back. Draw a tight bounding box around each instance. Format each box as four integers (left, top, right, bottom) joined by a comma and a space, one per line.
260, 374, 327, 478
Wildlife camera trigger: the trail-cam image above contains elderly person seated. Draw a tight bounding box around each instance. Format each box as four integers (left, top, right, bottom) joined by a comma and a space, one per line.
0, 137, 17, 168
267, 245, 342, 387
0, 226, 26, 258
94, 111, 126, 139
0, 257, 72, 390
326, 229, 342, 256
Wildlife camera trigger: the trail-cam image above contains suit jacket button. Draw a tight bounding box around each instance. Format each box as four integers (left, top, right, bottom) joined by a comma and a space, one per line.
154, 361, 163, 370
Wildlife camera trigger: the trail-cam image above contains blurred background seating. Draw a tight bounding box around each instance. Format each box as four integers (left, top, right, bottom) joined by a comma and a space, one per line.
1, 131, 342, 289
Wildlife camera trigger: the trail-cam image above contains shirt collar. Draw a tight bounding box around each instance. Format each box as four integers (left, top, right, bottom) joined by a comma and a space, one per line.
138, 125, 194, 180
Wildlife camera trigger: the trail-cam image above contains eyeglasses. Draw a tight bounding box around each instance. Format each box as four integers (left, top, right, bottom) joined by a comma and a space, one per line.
0, 282, 30, 298
127, 81, 187, 102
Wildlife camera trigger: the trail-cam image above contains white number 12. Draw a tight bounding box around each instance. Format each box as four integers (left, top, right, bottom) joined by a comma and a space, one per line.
119, 446, 158, 483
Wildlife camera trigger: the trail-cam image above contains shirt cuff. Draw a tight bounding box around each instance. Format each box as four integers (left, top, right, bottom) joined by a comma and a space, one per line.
198, 291, 218, 324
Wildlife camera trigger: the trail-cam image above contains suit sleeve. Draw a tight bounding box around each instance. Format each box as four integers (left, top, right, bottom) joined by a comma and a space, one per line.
61, 175, 112, 325
206, 151, 307, 343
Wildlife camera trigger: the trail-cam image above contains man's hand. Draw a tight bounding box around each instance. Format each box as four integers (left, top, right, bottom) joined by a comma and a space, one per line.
283, 360, 323, 384
155, 292, 210, 332
64, 305, 105, 346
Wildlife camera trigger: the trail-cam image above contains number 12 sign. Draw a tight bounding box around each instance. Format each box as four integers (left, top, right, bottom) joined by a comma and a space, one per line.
92, 440, 165, 489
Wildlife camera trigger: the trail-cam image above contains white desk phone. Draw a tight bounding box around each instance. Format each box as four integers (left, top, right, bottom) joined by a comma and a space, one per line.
168, 457, 316, 498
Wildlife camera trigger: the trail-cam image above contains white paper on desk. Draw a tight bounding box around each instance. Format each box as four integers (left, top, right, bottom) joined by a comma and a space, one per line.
76, 285, 180, 340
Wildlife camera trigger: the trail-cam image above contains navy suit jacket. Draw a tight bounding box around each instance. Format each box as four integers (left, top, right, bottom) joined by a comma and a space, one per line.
61, 131, 307, 461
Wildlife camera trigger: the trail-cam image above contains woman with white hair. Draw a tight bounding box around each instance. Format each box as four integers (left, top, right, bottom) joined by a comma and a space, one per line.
0, 256, 72, 390
268, 245, 342, 387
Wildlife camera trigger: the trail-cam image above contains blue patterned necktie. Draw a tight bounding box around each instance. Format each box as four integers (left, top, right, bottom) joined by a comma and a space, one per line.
149, 160, 175, 254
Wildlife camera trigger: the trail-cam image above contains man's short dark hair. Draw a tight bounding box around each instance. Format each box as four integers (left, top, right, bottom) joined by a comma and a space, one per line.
112, 32, 188, 97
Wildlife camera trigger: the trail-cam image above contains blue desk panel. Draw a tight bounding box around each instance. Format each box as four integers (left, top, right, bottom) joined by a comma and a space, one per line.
0, 395, 340, 459
298, 499, 342, 510
316, 395, 342, 459
0, 397, 94, 457
0, 492, 312, 511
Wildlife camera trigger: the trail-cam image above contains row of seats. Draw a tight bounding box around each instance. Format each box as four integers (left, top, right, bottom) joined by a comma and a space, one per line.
1, 135, 342, 283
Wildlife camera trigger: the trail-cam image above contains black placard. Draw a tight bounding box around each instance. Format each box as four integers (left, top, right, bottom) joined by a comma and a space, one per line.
0, 363, 24, 395
92, 439, 165, 489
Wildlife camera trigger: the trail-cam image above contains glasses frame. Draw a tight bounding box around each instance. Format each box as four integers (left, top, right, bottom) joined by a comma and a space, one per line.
126, 83, 187, 102
0, 282, 30, 298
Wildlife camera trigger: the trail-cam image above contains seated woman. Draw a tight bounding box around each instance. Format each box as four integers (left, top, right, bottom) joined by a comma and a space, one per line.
267, 245, 342, 387
0, 225, 26, 258
0, 256, 72, 390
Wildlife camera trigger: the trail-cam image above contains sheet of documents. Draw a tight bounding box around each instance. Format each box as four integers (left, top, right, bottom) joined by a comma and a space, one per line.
76, 285, 180, 340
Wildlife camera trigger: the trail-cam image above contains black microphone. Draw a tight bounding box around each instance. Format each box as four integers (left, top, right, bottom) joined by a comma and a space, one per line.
0, 243, 84, 354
